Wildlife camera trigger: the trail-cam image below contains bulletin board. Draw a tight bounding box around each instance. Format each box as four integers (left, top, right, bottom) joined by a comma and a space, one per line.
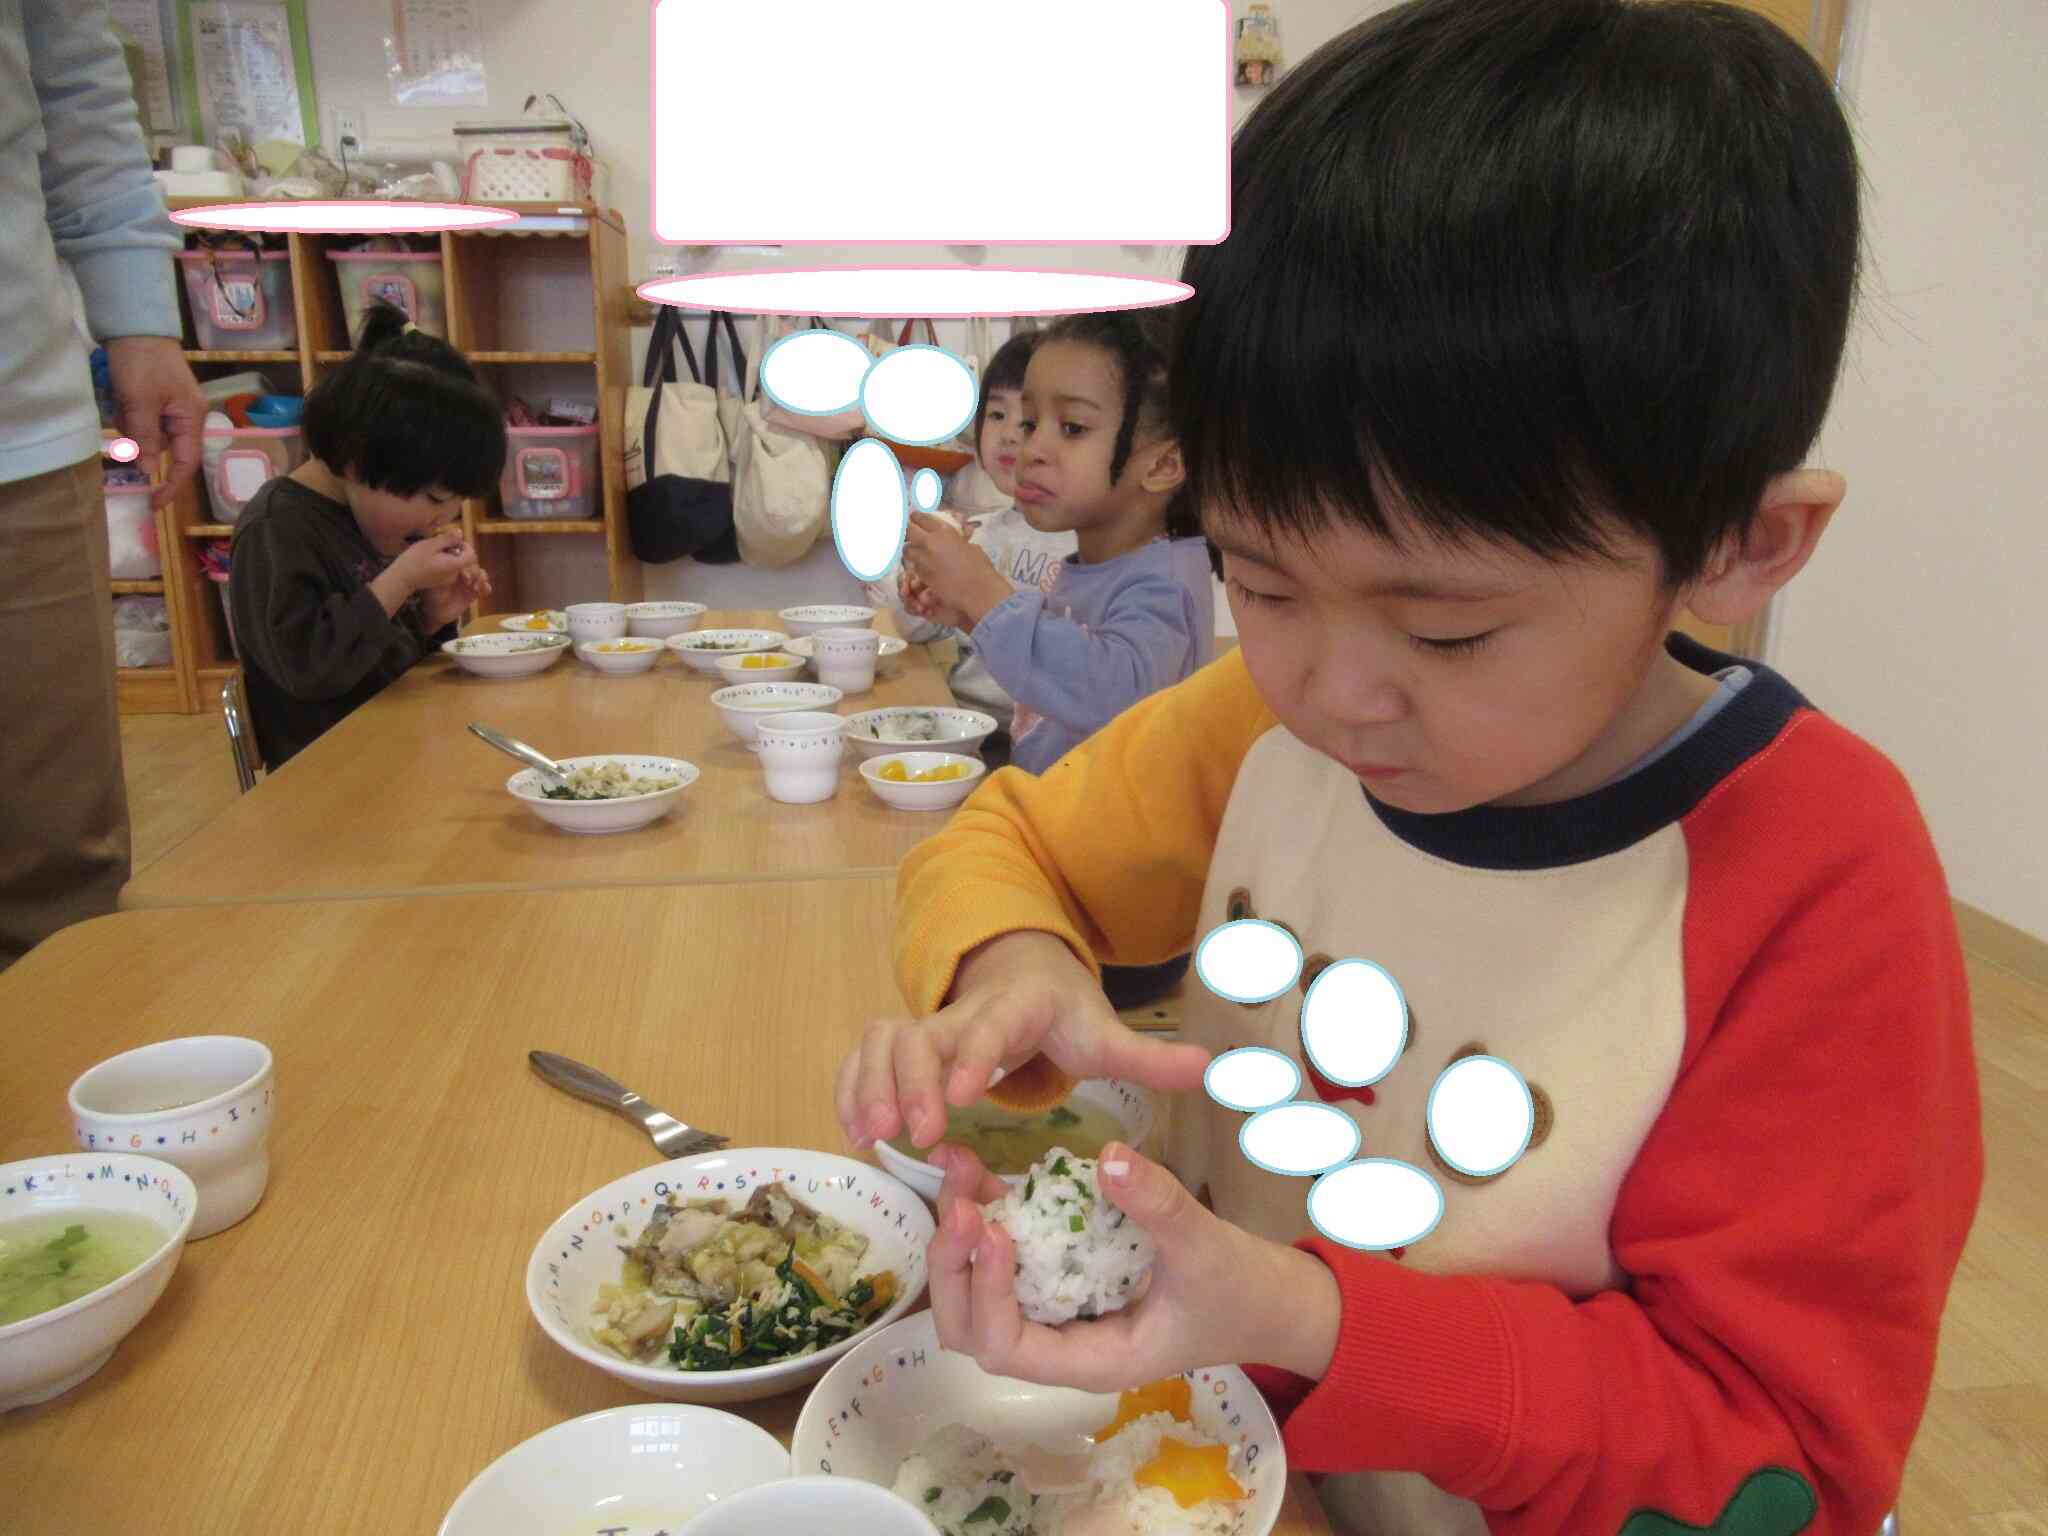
176, 0, 320, 148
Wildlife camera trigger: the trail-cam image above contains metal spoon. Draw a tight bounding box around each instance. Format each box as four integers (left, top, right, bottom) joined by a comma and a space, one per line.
468, 722, 567, 787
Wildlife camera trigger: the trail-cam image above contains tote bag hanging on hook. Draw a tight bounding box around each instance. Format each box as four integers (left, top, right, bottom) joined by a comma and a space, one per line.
730, 315, 833, 569
761, 318, 872, 441
625, 306, 741, 563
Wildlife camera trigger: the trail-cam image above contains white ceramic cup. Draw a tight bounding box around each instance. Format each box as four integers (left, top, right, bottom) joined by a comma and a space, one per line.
68, 1036, 274, 1240
564, 602, 627, 646
681, 1477, 933, 1536
755, 711, 847, 804
812, 627, 881, 694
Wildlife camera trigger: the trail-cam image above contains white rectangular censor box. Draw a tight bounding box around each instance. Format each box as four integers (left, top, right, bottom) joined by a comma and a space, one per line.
651, 0, 1230, 246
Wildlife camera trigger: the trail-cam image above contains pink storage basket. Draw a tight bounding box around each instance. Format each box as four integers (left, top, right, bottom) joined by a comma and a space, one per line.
327, 250, 448, 339
500, 424, 600, 520
203, 426, 306, 523
178, 250, 297, 350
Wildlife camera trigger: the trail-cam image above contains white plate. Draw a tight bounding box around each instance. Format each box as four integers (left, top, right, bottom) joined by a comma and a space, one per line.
498, 610, 567, 634
575, 638, 667, 675
666, 629, 792, 675
794, 1312, 1286, 1536
526, 1148, 933, 1405
444, 632, 573, 678
856, 751, 986, 812
784, 634, 907, 676
871, 1077, 1156, 1204
624, 601, 709, 639
841, 706, 999, 761
505, 754, 698, 834
436, 1402, 791, 1536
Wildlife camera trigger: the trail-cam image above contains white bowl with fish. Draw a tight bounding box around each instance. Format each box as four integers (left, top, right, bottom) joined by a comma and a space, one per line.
794, 1311, 1285, 1536
443, 631, 573, 679
525, 1148, 933, 1405
505, 754, 698, 834
498, 609, 567, 634
843, 706, 999, 762
873, 1079, 1155, 1205
785, 633, 908, 677
666, 628, 792, 676
1, 1154, 198, 1412
436, 1402, 791, 1536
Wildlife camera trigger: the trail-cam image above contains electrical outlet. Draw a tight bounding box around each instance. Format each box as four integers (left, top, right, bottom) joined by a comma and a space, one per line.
329, 106, 362, 152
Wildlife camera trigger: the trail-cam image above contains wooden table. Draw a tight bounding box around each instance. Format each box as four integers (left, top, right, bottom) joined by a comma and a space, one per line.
123, 611, 966, 909
0, 884, 1331, 1535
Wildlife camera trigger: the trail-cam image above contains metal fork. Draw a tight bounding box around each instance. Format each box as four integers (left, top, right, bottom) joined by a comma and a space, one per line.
528, 1051, 730, 1158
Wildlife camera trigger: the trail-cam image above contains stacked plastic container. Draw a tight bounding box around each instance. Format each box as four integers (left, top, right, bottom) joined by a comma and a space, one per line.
203, 427, 307, 523
328, 249, 448, 339
104, 474, 159, 579
500, 424, 600, 520
177, 250, 297, 351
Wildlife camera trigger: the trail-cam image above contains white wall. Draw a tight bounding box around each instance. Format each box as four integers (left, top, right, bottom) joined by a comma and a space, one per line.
1775, 0, 2048, 939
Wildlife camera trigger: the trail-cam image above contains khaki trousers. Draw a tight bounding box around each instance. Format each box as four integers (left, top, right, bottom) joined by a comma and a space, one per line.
0, 458, 131, 969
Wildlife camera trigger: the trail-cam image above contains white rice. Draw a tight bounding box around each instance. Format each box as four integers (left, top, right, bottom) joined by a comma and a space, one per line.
981, 1149, 1154, 1327
893, 1423, 1038, 1536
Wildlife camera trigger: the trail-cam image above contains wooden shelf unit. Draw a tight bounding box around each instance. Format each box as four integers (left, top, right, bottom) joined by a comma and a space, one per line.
128, 201, 640, 713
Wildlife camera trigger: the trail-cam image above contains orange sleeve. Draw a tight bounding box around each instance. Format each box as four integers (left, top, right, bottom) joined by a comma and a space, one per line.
894, 647, 1278, 1014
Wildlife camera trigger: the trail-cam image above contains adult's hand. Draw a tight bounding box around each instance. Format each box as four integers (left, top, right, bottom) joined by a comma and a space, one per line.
104, 336, 207, 509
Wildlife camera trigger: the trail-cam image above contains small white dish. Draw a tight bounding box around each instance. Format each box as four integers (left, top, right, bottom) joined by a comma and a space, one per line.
755, 711, 847, 804
778, 604, 878, 637
667, 629, 792, 676
871, 1077, 1156, 1204
843, 706, 1000, 761
524, 1148, 932, 1405
565, 602, 628, 646
710, 681, 845, 749
714, 650, 806, 685
785, 633, 907, 677
857, 751, 986, 812
624, 600, 709, 639
69, 1036, 275, 1240
686, 1477, 932, 1536
793, 1312, 1286, 1535
575, 637, 666, 675
0, 1154, 197, 1412
443, 632, 572, 679
436, 1403, 791, 1536
505, 754, 699, 835
497, 610, 567, 634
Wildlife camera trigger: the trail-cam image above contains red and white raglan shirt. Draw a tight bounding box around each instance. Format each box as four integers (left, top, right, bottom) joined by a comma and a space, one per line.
895, 634, 1984, 1536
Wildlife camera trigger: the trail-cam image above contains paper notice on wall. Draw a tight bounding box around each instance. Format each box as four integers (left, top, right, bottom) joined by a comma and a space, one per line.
387, 0, 489, 107
188, 1, 306, 145
110, 0, 179, 139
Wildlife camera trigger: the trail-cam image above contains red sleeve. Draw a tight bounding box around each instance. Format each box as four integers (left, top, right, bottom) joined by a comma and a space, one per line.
1245, 712, 1982, 1535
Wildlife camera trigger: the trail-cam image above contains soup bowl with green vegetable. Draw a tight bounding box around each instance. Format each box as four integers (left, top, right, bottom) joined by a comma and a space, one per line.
1, 1153, 195, 1411
874, 1078, 1156, 1205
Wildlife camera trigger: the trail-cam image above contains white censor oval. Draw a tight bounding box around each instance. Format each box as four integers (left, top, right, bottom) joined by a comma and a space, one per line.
1306, 1159, 1445, 1251
1426, 1055, 1535, 1179
830, 439, 909, 583
861, 346, 978, 447
1238, 1103, 1361, 1178
1299, 959, 1407, 1088
1204, 1047, 1302, 1114
760, 329, 875, 417
1193, 919, 1302, 1006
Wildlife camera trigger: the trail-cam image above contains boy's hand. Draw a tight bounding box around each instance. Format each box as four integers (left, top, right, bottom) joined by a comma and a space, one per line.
926, 1142, 1341, 1391
905, 512, 1011, 629
834, 931, 1210, 1151
370, 530, 471, 619
419, 564, 490, 631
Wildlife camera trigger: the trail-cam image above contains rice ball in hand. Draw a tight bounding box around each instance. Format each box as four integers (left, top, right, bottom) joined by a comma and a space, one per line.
981, 1148, 1155, 1326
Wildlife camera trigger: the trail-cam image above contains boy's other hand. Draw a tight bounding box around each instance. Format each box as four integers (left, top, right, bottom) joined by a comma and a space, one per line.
925, 1142, 1339, 1392
420, 564, 490, 631
834, 931, 1210, 1152
389, 529, 471, 594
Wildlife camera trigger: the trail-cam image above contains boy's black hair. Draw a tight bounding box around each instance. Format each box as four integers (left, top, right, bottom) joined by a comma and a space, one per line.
301, 302, 505, 498
972, 329, 1043, 445
1172, 0, 1860, 585
1040, 309, 1197, 537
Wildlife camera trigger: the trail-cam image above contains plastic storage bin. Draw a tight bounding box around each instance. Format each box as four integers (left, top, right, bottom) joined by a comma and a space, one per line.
328, 249, 448, 339
104, 484, 160, 579
178, 250, 297, 351
202, 426, 306, 523
112, 596, 172, 668
501, 424, 600, 520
